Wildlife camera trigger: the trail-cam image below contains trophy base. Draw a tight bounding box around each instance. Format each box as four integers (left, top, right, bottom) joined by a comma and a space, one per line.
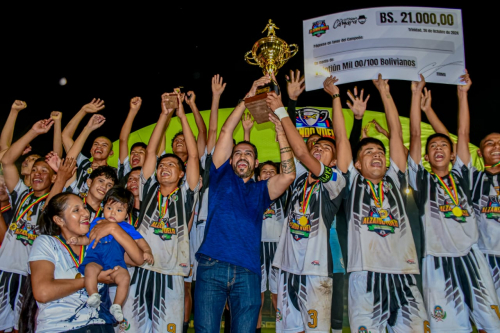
244, 81, 280, 124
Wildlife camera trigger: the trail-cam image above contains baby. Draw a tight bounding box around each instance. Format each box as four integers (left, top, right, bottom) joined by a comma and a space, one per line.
70, 187, 153, 321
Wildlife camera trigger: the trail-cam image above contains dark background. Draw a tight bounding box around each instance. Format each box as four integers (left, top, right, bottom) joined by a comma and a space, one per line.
1, 3, 496, 157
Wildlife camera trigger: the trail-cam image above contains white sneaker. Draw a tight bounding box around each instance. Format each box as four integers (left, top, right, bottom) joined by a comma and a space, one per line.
110, 304, 124, 322
87, 293, 101, 308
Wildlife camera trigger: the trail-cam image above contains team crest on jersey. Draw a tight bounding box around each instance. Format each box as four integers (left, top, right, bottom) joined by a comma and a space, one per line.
263, 207, 276, 219
439, 202, 469, 222
362, 207, 399, 237
358, 326, 371, 333
276, 308, 282, 321
431, 305, 447, 322
11, 221, 37, 246
150, 217, 177, 241
118, 318, 131, 332
481, 195, 500, 222
289, 211, 314, 240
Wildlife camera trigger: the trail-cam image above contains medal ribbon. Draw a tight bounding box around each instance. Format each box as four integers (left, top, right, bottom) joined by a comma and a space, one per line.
366, 180, 384, 208
301, 180, 319, 213
15, 192, 49, 222
433, 173, 459, 206
53, 235, 86, 268
157, 187, 179, 222
1, 204, 11, 213
83, 197, 102, 218
129, 214, 138, 228
485, 161, 500, 169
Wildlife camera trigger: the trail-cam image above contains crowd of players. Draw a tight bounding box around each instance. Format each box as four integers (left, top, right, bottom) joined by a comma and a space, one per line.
0, 69, 499, 333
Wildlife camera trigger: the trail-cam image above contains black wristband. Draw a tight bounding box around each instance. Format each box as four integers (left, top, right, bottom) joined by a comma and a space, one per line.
332, 93, 340, 99
310, 165, 337, 183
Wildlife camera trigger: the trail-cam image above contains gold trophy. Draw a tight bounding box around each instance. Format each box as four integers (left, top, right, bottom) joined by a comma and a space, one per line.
244, 19, 298, 123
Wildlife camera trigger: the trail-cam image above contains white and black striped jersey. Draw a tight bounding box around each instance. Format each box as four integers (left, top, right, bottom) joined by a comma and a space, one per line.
408, 155, 478, 257
261, 193, 287, 242
345, 161, 419, 275
273, 159, 345, 277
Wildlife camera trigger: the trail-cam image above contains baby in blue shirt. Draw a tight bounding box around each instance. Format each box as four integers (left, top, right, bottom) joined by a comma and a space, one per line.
70, 187, 153, 322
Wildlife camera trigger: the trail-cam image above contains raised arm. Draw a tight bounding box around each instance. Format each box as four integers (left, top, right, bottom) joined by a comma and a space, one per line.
457, 71, 472, 165
346, 86, 370, 156
324, 76, 352, 173
0, 100, 27, 154
208, 75, 226, 153
409, 77, 425, 164
267, 115, 296, 200
286, 69, 306, 126
242, 112, 254, 141
212, 76, 270, 168
51, 111, 63, 157
44, 157, 77, 207
185, 91, 207, 158
177, 95, 200, 190
143, 94, 174, 180
372, 74, 407, 171
421, 88, 450, 136
66, 115, 106, 159
1, 119, 54, 192
62, 99, 105, 152
119, 97, 142, 163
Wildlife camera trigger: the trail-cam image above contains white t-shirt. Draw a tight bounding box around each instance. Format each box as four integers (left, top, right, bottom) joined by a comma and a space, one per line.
0, 180, 47, 275
408, 155, 478, 257
28, 235, 113, 333
345, 161, 419, 274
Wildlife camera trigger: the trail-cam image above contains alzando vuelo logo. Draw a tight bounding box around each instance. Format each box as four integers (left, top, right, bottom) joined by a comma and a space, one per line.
333, 15, 367, 29
295, 108, 334, 140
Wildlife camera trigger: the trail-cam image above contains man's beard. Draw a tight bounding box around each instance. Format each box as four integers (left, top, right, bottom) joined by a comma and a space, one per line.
232, 160, 254, 179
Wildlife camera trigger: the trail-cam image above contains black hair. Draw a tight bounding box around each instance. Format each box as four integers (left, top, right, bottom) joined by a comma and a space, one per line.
425, 133, 454, 155
21, 192, 80, 333
103, 186, 134, 215
316, 137, 337, 148
258, 160, 279, 175
305, 134, 321, 142
232, 141, 258, 159
89, 165, 118, 185
130, 142, 147, 154
157, 153, 186, 174
32, 157, 56, 174
232, 138, 236, 146
171, 131, 184, 148
355, 137, 386, 161
119, 167, 142, 187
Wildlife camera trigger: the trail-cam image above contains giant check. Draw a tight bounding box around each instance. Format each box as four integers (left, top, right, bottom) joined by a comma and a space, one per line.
303, 7, 465, 90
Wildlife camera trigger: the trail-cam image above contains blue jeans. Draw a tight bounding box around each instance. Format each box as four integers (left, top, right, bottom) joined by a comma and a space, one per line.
194, 255, 261, 333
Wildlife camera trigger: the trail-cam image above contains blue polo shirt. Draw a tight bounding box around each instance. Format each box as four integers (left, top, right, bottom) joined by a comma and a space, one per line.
197, 159, 271, 275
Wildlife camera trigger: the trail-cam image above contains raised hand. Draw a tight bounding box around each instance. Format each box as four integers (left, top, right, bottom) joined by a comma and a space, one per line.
45, 151, 61, 172
32, 119, 54, 134
346, 86, 370, 120
161, 93, 175, 116
86, 114, 106, 131
323, 76, 340, 97
130, 97, 142, 113
371, 119, 389, 137
361, 124, 371, 139
22, 145, 32, 156
247, 75, 271, 98
58, 157, 77, 182
185, 91, 196, 105
286, 69, 305, 101
372, 74, 390, 92
241, 112, 254, 131
458, 69, 472, 93
269, 112, 285, 135
173, 87, 185, 101
266, 92, 284, 112
176, 94, 186, 118
421, 88, 432, 113
51, 111, 62, 120
11, 100, 27, 112
81, 98, 105, 114
212, 74, 227, 96
411, 74, 426, 93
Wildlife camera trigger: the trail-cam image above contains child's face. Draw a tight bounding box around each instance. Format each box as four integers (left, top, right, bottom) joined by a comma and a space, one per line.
103, 200, 128, 223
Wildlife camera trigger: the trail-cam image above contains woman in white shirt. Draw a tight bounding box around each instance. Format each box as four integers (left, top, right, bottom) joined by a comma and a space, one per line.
20, 192, 144, 333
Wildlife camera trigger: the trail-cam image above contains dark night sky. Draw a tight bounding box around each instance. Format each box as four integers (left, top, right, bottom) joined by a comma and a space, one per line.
1, 3, 497, 158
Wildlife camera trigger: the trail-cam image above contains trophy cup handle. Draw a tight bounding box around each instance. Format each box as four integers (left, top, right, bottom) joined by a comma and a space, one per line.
244, 51, 260, 66
283, 44, 299, 61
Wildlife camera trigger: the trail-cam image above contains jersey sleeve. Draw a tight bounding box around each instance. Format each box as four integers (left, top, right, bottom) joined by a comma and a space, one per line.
386, 159, 406, 191
76, 153, 89, 166
452, 155, 474, 193
311, 162, 346, 201
10, 179, 28, 208
407, 155, 428, 206
118, 156, 131, 180
181, 178, 200, 216
28, 236, 58, 269
294, 157, 308, 179
139, 169, 157, 202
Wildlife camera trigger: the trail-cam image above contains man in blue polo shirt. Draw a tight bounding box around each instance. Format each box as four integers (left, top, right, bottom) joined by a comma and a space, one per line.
194, 76, 296, 332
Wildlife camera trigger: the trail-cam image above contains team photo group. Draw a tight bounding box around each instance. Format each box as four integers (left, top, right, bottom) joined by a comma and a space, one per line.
0, 6, 498, 333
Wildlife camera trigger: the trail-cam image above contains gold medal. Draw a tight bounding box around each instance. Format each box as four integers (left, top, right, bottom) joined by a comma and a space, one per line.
87, 167, 93, 174
9, 223, 17, 231
75, 273, 82, 279
452, 206, 463, 217
379, 209, 388, 219
299, 215, 309, 226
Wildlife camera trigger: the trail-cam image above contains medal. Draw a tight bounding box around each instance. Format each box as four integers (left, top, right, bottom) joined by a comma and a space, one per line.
366, 180, 384, 208
9, 223, 17, 231
87, 167, 93, 174
301, 180, 319, 214
14, 191, 49, 223
75, 273, 82, 279
379, 209, 388, 219
452, 206, 463, 217
157, 187, 179, 223
299, 215, 309, 226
